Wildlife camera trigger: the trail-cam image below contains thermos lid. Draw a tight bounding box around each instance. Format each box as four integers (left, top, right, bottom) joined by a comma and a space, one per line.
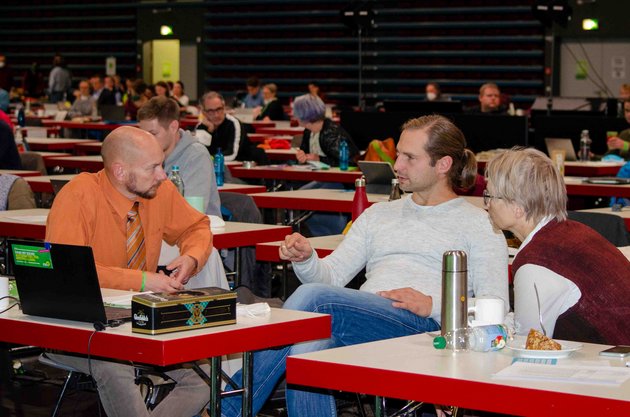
442, 250, 467, 272
355, 176, 366, 187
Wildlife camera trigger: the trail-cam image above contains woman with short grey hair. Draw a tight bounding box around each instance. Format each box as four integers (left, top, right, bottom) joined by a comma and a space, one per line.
485, 147, 630, 345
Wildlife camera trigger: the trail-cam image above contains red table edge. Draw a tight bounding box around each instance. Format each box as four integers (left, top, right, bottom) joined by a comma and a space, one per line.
213, 226, 292, 249
0, 223, 46, 240
218, 185, 266, 195
0, 314, 330, 367
256, 242, 334, 262
230, 167, 361, 184
252, 194, 374, 213
286, 358, 630, 415
565, 183, 630, 198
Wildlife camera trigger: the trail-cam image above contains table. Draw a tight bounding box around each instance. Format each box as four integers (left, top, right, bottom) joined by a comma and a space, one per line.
478, 160, 623, 177
564, 177, 630, 198
0, 209, 291, 249
251, 189, 388, 213
42, 120, 131, 131
0, 302, 330, 417
254, 127, 304, 136
265, 148, 298, 161
0, 169, 42, 177
24, 175, 266, 195
256, 234, 344, 262
578, 206, 630, 231
229, 165, 363, 184
33, 151, 72, 160
74, 141, 103, 155
287, 333, 630, 416
26, 138, 98, 152
44, 155, 104, 172
218, 183, 267, 195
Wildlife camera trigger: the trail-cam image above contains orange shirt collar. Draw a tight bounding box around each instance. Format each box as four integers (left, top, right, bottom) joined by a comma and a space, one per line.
97, 170, 145, 219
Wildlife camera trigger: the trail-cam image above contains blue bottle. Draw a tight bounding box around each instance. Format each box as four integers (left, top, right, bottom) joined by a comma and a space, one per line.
214, 148, 225, 186
339, 138, 349, 171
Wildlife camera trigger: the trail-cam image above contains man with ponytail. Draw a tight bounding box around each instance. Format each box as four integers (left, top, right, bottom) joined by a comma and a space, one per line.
220, 115, 509, 417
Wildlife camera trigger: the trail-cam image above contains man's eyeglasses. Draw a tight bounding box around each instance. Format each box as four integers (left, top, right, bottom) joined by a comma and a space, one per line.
483, 190, 503, 206
203, 106, 224, 114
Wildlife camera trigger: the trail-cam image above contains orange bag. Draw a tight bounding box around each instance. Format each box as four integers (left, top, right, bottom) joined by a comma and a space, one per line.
363, 138, 396, 165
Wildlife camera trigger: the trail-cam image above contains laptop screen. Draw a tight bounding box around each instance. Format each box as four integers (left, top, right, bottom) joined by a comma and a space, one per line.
545, 138, 578, 162
357, 161, 397, 194
9, 240, 115, 324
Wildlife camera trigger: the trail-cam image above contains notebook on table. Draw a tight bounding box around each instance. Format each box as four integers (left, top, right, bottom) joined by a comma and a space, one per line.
9, 240, 131, 325
357, 160, 397, 194
545, 138, 578, 162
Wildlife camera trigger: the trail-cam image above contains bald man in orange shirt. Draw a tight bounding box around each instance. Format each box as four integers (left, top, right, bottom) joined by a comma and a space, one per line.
45, 126, 212, 417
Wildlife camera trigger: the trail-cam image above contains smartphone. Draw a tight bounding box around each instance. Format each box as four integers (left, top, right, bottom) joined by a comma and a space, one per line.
599, 345, 630, 358
156, 265, 174, 276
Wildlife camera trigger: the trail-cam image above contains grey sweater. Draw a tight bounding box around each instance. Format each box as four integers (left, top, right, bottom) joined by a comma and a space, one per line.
293, 195, 509, 322
165, 129, 221, 216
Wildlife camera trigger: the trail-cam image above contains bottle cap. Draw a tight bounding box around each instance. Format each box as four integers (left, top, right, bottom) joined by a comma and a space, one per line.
172, 165, 180, 171
391, 178, 399, 185
433, 336, 446, 349
355, 176, 366, 187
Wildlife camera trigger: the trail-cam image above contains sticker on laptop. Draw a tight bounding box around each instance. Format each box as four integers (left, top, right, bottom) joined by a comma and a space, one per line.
12, 244, 53, 269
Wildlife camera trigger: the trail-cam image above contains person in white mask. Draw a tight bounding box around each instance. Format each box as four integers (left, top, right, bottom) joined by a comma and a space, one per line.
425, 82, 443, 101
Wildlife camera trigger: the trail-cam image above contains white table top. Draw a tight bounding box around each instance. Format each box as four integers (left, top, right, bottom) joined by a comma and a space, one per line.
287, 333, 630, 415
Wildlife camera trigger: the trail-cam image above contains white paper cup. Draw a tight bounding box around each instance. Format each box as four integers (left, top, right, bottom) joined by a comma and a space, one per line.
468, 297, 504, 326
0, 276, 9, 310
185, 196, 205, 213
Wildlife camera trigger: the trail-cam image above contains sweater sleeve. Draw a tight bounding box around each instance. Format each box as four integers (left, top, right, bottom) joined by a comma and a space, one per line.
292, 209, 370, 286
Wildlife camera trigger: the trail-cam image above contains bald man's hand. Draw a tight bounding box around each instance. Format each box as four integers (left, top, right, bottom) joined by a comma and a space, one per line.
279, 233, 313, 262
167, 255, 198, 285
144, 272, 185, 293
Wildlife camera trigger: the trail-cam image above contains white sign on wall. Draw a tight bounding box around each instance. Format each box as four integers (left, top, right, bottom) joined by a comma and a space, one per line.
611, 56, 626, 80
106, 56, 116, 76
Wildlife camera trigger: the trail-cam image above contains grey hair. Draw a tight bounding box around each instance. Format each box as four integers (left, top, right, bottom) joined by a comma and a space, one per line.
200, 91, 225, 107
485, 147, 568, 223
293, 94, 326, 123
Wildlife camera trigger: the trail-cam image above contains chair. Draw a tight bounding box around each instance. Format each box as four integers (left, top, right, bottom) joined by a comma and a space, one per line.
19, 151, 47, 175
568, 211, 630, 246
38, 353, 175, 416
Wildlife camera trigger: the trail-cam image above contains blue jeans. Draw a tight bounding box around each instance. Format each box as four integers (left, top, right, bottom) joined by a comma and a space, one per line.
300, 181, 348, 236
221, 283, 440, 417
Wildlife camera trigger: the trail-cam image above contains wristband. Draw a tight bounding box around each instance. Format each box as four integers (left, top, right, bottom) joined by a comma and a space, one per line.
141, 271, 147, 292
623, 141, 629, 152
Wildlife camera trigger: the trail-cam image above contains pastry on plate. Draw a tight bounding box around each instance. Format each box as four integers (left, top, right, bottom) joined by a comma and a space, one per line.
525, 328, 561, 350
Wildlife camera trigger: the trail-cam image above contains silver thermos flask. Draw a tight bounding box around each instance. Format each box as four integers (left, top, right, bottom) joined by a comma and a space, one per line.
440, 250, 468, 336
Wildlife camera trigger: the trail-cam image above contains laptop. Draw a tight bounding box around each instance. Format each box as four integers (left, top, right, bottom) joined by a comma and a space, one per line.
50, 179, 70, 196
357, 160, 397, 194
99, 105, 126, 123
584, 177, 630, 185
545, 138, 578, 162
54, 110, 68, 121
9, 240, 131, 325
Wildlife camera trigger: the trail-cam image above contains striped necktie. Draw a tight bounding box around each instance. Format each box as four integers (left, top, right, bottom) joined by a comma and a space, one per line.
126, 202, 146, 270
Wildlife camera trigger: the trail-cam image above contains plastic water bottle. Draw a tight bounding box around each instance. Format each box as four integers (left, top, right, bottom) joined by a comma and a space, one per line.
339, 138, 349, 171
388, 178, 401, 201
579, 130, 592, 162
168, 165, 185, 196
17, 107, 25, 128
433, 324, 508, 352
214, 148, 225, 186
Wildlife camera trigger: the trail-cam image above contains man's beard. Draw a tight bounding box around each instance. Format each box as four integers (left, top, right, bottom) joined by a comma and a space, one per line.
126, 173, 162, 199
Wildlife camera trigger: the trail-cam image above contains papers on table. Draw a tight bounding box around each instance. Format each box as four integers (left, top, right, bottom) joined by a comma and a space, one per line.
493, 361, 630, 386
4, 215, 48, 224
103, 291, 150, 308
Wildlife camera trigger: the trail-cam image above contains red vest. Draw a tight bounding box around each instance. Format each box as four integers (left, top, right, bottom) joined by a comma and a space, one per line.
512, 219, 630, 344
